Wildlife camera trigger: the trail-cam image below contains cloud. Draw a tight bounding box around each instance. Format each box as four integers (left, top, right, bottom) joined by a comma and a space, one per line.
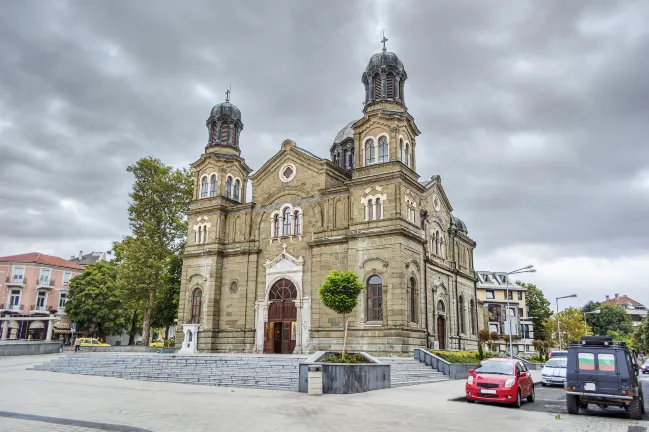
0, 0, 647, 306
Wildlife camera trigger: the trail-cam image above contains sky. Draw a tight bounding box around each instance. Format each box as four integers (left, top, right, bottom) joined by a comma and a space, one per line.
1, 0, 648, 310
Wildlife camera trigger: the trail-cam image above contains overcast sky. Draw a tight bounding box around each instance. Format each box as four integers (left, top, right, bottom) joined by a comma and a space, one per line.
1, 0, 648, 309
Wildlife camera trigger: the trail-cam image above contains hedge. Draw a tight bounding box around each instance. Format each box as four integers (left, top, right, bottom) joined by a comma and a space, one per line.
429, 350, 481, 364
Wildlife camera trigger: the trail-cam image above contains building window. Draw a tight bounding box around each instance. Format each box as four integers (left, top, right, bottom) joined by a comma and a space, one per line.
282, 207, 291, 235
191, 289, 202, 324
404, 143, 410, 167
378, 136, 388, 163
459, 295, 465, 334
488, 323, 499, 333
39, 268, 51, 285
367, 275, 383, 321
62, 272, 72, 285
273, 214, 280, 237
375, 198, 382, 220
233, 179, 241, 202
367, 199, 374, 220
373, 73, 381, 99
59, 292, 68, 310
518, 307, 524, 318
10, 289, 21, 309
409, 277, 417, 323
209, 174, 217, 197
293, 210, 301, 235
365, 139, 375, 165
486, 290, 495, 299
518, 291, 523, 300
220, 122, 229, 143
36, 290, 47, 311
197, 226, 202, 244
200, 176, 208, 198
507, 291, 513, 300
399, 138, 404, 162
11, 266, 24, 282
437, 300, 445, 313
386, 73, 395, 98
470, 299, 476, 335
202, 225, 208, 244
346, 149, 354, 169
226, 177, 232, 199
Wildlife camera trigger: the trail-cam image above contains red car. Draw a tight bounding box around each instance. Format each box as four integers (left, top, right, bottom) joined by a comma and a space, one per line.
465, 358, 535, 408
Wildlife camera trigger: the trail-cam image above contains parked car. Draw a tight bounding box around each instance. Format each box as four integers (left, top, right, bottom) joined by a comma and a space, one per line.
465, 358, 535, 408
78, 338, 110, 347
641, 359, 649, 374
565, 336, 645, 420
150, 339, 165, 348
541, 357, 567, 386
549, 350, 567, 359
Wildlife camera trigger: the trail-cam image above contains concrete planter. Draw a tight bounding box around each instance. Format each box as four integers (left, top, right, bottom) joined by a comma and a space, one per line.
0, 341, 62, 356
71, 346, 178, 353
414, 348, 477, 380
298, 351, 391, 394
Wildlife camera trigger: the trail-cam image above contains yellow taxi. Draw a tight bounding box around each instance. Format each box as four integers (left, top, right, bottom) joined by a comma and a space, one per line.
77, 338, 110, 347
150, 339, 165, 348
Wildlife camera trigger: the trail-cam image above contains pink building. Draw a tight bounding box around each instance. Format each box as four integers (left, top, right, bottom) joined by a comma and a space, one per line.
0, 252, 84, 341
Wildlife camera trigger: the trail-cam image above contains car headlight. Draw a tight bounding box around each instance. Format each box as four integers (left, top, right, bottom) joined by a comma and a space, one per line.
504, 378, 515, 388
467, 376, 474, 385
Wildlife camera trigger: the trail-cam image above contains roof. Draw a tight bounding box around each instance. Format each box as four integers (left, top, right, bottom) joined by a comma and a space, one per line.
333, 120, 357, 145
295, 146, 323, 161
0, 252, 85, 270
475, 271, 525, 290
69, 251, 105, 266
601, 295, 645, 308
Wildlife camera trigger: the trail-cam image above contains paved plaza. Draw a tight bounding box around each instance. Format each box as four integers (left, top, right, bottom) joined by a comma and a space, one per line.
0, 354, 647, 432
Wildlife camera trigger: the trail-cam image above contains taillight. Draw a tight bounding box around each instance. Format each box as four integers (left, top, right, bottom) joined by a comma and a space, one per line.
623, 390, 634, 396
566, 386, 575, 391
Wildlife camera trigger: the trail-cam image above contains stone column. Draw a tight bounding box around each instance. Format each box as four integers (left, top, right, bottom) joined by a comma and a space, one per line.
1, 319, 8, 340
45, 316, 54, 341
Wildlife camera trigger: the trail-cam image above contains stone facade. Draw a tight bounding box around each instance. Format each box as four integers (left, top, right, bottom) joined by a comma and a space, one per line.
176, 44, 479, 355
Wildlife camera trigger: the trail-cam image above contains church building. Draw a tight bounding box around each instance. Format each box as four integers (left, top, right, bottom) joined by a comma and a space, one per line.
176, 39, 479, 354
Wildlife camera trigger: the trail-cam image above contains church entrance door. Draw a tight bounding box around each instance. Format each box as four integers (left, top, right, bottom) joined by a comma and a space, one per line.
263, 279, 297, 354
437, 316, 446, 350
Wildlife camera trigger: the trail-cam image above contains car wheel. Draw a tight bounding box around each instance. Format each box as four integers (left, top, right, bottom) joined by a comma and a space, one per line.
628, 398, 642, 420
566, 394, 579, 415
541, 383, 547, 387
527, 386, 535, 403
466, 398, 475, 403
513, 390, 522, 409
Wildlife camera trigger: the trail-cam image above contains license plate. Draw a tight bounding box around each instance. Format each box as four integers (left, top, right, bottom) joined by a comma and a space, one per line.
584, 382, 596, 391
480, 389, 497, 394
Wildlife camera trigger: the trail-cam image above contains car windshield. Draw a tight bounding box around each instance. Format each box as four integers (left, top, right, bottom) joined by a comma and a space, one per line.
545, 358, 567, 368
644, 360, 649, 366
474, 360, 514, 375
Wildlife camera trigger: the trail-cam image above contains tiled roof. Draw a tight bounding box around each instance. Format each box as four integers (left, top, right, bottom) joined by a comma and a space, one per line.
0, 252, 85, 270
602, 295, 645, 308
69, 252, 105, 266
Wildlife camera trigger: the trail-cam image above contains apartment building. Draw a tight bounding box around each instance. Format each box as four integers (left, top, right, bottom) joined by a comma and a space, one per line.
476, 271, 535, 354
601, 293, 647, 326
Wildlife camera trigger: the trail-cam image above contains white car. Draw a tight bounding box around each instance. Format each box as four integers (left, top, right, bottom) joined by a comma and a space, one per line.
541, 357, 567, 386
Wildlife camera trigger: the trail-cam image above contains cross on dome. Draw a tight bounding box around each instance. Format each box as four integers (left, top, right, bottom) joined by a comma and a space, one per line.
225, 86, 231, 102
381, 31, 388, 52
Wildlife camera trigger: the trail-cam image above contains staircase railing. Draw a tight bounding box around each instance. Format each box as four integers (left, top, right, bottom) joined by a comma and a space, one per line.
413, 348, 476, 380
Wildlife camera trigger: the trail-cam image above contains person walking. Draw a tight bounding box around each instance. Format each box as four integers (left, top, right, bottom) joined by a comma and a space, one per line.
74, 337, 81, 353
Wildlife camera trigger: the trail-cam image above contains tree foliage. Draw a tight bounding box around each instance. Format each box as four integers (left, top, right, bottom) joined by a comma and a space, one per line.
151, 252, 182, 338
319, 270, 364, 358
636, 315, 649, 353
543, 307, 590, 349
517, 281, 553, 340
581, 301, 633, 337
65, 261, 128, 338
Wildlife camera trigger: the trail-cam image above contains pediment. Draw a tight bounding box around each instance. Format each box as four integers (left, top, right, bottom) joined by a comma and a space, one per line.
264, 243, 304, 270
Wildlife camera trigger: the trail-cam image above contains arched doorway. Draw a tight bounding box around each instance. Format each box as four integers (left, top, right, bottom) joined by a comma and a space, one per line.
263, 279, 297, 354
436, 300, 446, 350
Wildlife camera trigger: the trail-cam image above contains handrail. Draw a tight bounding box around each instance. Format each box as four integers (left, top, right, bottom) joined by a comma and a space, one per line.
413, 347, 451, 365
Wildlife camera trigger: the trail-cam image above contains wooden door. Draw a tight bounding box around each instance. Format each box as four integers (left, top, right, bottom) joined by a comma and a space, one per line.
263, 322, 274, 354
437, 316, 446, 350
281, 324, 291, 354
273, 322, 283, 353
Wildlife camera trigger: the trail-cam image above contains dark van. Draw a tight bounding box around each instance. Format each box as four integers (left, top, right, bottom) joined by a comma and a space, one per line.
565, 336, 645, 419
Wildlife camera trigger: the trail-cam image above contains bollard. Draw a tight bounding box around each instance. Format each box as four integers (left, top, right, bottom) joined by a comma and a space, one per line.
307, 365, 323, 396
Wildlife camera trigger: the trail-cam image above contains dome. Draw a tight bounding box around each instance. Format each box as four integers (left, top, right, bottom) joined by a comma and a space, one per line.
333, 120, 357, 144
451, 215, 468, 233
210, 101, 242, 123
365, 51, 405, 75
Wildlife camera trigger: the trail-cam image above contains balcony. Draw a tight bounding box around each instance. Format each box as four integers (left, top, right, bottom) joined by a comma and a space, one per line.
2, 304, 24, 311
36, 278, 55, 289
30, 305, 55, 313
5, 276, 26, 287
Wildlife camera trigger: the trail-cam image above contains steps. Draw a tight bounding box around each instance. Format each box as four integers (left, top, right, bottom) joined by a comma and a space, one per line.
31, 354, 306, 392
31, 354, 448, 391
377, 357, 450, 388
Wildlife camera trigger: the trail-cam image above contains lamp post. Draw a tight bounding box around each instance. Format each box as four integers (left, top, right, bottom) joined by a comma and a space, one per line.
556, 294, 578, 349
505, 265, 536, 358
583, 309, 601, 336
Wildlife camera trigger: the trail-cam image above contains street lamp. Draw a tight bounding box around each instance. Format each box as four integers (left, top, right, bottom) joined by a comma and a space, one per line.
556, 294, 578, 349
505, 265, 537, 358
583, 309, 601, 336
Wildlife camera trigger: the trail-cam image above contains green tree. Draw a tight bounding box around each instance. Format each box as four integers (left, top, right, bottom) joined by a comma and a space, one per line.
581, 301, 633, 337
638, 315, 649, 353
65, 261, 128, 338
543, 307, 590, 349
151, 252, 182, 339
122, 158, 193, 345
319, 270, 364, 359
517, 282, 553, 340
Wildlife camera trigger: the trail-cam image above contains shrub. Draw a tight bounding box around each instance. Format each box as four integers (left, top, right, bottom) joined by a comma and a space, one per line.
430, 350, 481, 364
164, 339, 176, 348
321, 353, 368, 364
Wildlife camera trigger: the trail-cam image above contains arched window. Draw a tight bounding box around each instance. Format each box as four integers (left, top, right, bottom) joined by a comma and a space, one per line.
268, 278, 298, 300
209, 175, 217, 197
375, 198, 382, 220
197, 226, 202, 244
282, 207, 291, 235
200, 177, 208, 198
404, 143, 410, 167
386, 73, 395, 99
202, 225, 208, 244
435, 230, 440, 255
365, 139, 375, 165
437, 299, 445, 314
367, 275, 383, 321
409, 277, 417, 323
273, 214, 280, 237
347, 149, 354, 169
470, 299, 476, 335
373, 73, 381, 100
378, 136, 388, 163
367, 199, 374, 221
459, 295, 465, 334
440, 237, 446, 259
225, 177, 232, 199
399, 138, 404, 161
191, 289, 202, 324
233, 179, 241, 202
293, 210, 301, 235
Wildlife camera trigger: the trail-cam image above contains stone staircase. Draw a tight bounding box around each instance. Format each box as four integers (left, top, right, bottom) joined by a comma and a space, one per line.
31, 354, 448, 391
377, 357, 449, 388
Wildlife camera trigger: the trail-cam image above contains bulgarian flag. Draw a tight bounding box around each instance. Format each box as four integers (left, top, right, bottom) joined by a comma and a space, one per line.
598, 355, 616, 372
578, 354, 595, 371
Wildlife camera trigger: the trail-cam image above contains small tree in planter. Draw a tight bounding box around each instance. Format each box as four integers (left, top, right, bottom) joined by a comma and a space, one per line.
319, 270, 364, 359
